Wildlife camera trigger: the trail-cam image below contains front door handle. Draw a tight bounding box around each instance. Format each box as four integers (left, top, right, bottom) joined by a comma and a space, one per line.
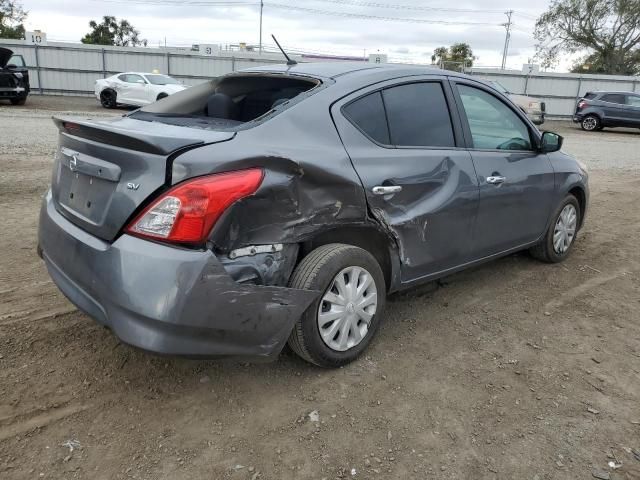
372, 185, 403, 195
486, 175, 506, 185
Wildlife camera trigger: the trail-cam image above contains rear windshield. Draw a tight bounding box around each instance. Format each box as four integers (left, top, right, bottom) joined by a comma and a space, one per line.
132, 73, 321, 130
584, 92, 597, 100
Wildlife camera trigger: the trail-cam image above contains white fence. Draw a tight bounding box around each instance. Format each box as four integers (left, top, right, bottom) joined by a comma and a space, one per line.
0, 39, 284, 96
4, 39, 640, 117
469, 68, 640, 118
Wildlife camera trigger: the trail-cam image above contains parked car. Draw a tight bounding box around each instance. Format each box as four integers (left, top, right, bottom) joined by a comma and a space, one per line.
0, 47, 30, 105
38, 63, 589, 367
481, 79, 546, 125
95, 72, 187, 108
573, 91, 640, 131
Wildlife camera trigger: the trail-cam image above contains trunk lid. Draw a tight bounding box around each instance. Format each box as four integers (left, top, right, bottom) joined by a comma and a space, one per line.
51, 115, 235, 241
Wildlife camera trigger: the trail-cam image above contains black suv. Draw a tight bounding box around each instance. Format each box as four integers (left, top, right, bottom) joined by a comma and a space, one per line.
573, 91, 640, 131
0, 47, 30, 105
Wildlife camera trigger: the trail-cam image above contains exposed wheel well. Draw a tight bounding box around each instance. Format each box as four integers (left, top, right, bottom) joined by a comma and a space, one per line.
568, 186, 586, 229
300, 226, 395, 292
157, 92, 168, 100
101, 88, 116, 97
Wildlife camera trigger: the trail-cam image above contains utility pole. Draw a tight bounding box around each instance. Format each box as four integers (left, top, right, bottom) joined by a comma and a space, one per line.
259, 0, 264, 54
501, 10, 513, 70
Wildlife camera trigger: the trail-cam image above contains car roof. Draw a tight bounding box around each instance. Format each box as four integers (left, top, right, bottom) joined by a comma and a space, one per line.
591, 90, 639, 95
243, 61, 467, 81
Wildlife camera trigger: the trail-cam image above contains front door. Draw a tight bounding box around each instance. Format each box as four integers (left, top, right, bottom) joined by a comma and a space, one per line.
451, 80, 555, 257
117, 74, 147, 106
333, 79, 479, 283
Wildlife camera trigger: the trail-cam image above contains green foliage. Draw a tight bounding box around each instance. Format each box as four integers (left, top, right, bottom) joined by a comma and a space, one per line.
535, 0, 640, 75
0, 0, 26, 40
81, 16, 147, 47
431, 43, 474, 70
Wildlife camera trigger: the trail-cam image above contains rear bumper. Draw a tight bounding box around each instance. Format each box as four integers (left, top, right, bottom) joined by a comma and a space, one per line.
38, 191, 318, 359
572, 114, 584, 123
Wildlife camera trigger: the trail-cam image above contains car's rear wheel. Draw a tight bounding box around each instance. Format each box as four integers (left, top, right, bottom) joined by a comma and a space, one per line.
287, 243, 386, 367
530, 194, 581, 263
100, 89, 117, 109
581, 115, 600, 132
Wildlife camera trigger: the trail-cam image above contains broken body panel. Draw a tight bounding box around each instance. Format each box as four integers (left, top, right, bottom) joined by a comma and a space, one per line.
38, 63, 588, 359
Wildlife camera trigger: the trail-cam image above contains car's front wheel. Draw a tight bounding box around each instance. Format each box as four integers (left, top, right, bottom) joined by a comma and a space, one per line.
530, 194, 581, 263
100, 89, 117, 109
581, 115, 600, 132
287, 243, 386, 367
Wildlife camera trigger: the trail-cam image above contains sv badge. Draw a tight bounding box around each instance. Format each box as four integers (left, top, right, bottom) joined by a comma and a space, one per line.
127, 182, 140, 190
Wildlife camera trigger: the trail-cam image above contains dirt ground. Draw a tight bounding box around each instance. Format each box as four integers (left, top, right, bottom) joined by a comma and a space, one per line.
1, 97, 640, 480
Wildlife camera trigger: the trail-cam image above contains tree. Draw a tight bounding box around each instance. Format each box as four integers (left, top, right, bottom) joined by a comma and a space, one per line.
535, 0, 640, 75
0, 0, 27, 40
431, 43, 474, 70
81, 16, 146, 47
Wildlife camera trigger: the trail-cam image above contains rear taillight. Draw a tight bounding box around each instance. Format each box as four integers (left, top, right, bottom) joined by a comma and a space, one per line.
577, 100, 587, 110
126, 168, 263, 244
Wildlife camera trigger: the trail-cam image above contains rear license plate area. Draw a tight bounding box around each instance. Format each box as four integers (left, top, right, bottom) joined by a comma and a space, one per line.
57, 168, 115, 225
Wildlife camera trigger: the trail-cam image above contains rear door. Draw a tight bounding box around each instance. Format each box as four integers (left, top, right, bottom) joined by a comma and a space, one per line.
599, 93, 628, 125
117, 74, 147, 106
450, 79, 555, 257
332, 77, 479, 283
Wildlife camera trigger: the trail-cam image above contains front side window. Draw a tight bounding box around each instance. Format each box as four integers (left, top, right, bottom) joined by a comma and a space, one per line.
625, 95, 640, 107
145, 74, 181, 85
457, 84, 532, 151
342, 91, 390, 145
122, 74, 145, 84
382, 82, 456, 148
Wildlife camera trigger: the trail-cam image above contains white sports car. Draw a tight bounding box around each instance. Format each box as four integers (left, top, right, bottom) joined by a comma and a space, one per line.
95, 72, 188, 109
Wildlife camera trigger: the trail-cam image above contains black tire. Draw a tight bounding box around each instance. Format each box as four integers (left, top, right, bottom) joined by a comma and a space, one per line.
529, 194, 581, 263
287, 243, 386, 368
580, 115, 600, 132
156, 92, 168, 101
10, 96, 26, 105
100, 89, 117, 109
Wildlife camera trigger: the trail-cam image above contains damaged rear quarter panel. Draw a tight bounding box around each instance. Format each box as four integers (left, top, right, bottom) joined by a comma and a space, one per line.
171, 91, 371, 251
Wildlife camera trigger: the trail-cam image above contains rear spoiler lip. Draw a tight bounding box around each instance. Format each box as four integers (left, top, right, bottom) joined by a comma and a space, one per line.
52, 116, 212, 156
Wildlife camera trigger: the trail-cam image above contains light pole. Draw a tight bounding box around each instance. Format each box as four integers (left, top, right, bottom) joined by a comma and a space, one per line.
259, 0, 264, 54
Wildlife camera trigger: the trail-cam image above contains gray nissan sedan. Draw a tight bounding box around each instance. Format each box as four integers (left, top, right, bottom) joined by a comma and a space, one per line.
38, 62, 589, 367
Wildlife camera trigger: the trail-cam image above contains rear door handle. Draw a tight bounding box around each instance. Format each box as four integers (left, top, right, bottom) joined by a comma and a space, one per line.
372, 185, 402, 195
486, 176, 506, 185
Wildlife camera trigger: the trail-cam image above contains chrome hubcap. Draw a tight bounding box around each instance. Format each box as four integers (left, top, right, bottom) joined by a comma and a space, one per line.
553, 204, 577, 254
583, 117, 597, 130
317, 266, 378, 352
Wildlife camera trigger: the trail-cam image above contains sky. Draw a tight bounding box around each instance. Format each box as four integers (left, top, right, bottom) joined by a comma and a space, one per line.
19, 0, 561, 70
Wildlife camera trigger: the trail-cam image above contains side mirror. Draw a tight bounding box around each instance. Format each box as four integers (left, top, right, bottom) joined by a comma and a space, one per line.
540, 131, 563, 153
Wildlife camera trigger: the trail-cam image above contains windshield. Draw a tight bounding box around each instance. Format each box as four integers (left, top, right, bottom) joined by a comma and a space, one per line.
9, 55, 25, 68
145, 74, 181, 85
491, 81, 509, 94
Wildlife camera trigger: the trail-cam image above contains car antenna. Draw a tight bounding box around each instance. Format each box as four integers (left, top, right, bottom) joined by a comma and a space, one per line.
271, 34, 297, 66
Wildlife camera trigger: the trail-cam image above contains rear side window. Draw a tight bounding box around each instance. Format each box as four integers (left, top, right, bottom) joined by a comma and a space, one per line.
601, 93, 625, 104
342, 92, 390, 145
382, 82, 455, 147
